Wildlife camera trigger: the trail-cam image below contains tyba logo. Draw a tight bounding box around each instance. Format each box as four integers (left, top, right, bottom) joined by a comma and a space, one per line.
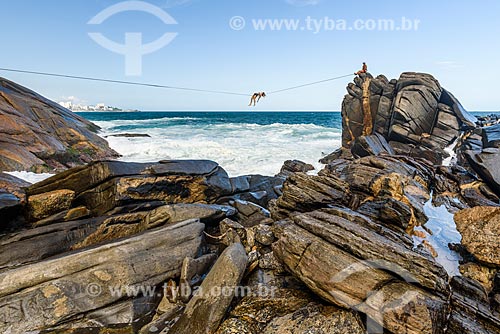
88, 1, 178, 76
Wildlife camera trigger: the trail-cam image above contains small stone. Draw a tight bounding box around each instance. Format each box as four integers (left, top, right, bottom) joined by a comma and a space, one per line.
255, 224, 275, 246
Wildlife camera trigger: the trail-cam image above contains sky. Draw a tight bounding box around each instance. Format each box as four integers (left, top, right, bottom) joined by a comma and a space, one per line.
0, 0, 499, 111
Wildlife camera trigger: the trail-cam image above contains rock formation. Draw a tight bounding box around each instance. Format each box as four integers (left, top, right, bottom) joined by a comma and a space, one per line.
342, 72, 478, 164
0, 77, 118, 172
0, 74, 499, 334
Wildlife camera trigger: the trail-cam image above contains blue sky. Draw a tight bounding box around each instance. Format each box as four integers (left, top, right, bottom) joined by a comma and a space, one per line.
0, 0, 498, 111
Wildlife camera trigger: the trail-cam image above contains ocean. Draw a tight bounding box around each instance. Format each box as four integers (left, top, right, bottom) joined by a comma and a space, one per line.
78, 112, 344, 177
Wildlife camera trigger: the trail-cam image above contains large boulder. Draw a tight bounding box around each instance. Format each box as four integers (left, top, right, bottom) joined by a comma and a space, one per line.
0, 202, 234, 271
465, 148, 500, 196
273, 208, 449, 296
168, 242, 248, 334
389, 72, 442, 144
273, 210, 449, 334
340, 72, 477, 164
482, 123, 500, 148
269, 172, 351, 220
455, 207, 500, 266
0, 77, 118, 172
26, 160, 233, 216
0, 219, 204, 334
0, 173, 30, 231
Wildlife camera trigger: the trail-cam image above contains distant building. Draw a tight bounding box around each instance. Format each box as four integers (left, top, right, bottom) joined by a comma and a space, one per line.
59, 101, 73, 109
58, 101, 126, 112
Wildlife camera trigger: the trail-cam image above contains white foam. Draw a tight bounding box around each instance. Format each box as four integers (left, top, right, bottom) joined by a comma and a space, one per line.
443, 137, 460, 167
413, 198, 462, 277
5, 171, 54, 184
96, 120, 341, 176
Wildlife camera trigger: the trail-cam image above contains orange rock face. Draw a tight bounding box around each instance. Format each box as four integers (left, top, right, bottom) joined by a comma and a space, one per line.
0, 78, 119, 172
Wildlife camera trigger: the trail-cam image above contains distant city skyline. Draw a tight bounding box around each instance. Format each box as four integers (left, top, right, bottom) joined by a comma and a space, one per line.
58, 100, 133, 112
1, 0, 499, 111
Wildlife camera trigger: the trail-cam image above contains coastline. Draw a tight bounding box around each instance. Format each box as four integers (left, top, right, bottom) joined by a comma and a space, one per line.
0, 73, 499, 334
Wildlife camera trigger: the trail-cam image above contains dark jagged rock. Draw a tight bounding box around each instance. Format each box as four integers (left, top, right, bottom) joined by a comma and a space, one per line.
230, 199, 271, 227
106, 133, 152, 138
433, 165, 499, 210
340, 72, 477, 164
168, 243, 248, 334
0, 191, 24, 232
390, 72, 442, 144
325, 155, 433, 229
350, 133, 395, 158
477, 114, 500, 127
0, 77, 118, 172
465, 148, 500, 196
448, 276, 500, 334
0, 216, 106, 271
319, 147, 353, 164
0, 173, 30, 231
432, 103, 461, 147
269, 172, 351, 221
482, 123, 500, 148
390, 140, 446, 165
224, 174, 284, 208
276, 160, 314, 178
440, 89, 478, 129
46, 294, 163, 333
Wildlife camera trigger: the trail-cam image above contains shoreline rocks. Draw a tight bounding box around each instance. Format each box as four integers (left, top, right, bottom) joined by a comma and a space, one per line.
0, 74, 498, 334
0, 77, 119, 172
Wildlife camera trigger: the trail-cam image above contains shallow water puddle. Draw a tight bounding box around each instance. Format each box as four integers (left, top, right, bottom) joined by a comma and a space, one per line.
413, 198, 463, 277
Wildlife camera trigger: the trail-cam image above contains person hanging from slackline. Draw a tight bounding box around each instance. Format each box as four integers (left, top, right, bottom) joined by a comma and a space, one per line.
248, 92, 266, 106
355, 62, 368, 76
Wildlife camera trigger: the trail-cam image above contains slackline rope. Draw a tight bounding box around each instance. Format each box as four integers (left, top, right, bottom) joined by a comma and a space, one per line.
0, 67, 354, 97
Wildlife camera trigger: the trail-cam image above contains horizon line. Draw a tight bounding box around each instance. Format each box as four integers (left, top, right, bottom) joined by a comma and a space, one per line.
73, 110, 500, 113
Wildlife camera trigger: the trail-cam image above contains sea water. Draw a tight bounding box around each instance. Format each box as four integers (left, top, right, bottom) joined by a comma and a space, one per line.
79, 111, 343, 176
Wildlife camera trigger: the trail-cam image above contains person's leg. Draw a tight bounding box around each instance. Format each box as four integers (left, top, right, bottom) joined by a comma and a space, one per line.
249, 96, 255, 106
